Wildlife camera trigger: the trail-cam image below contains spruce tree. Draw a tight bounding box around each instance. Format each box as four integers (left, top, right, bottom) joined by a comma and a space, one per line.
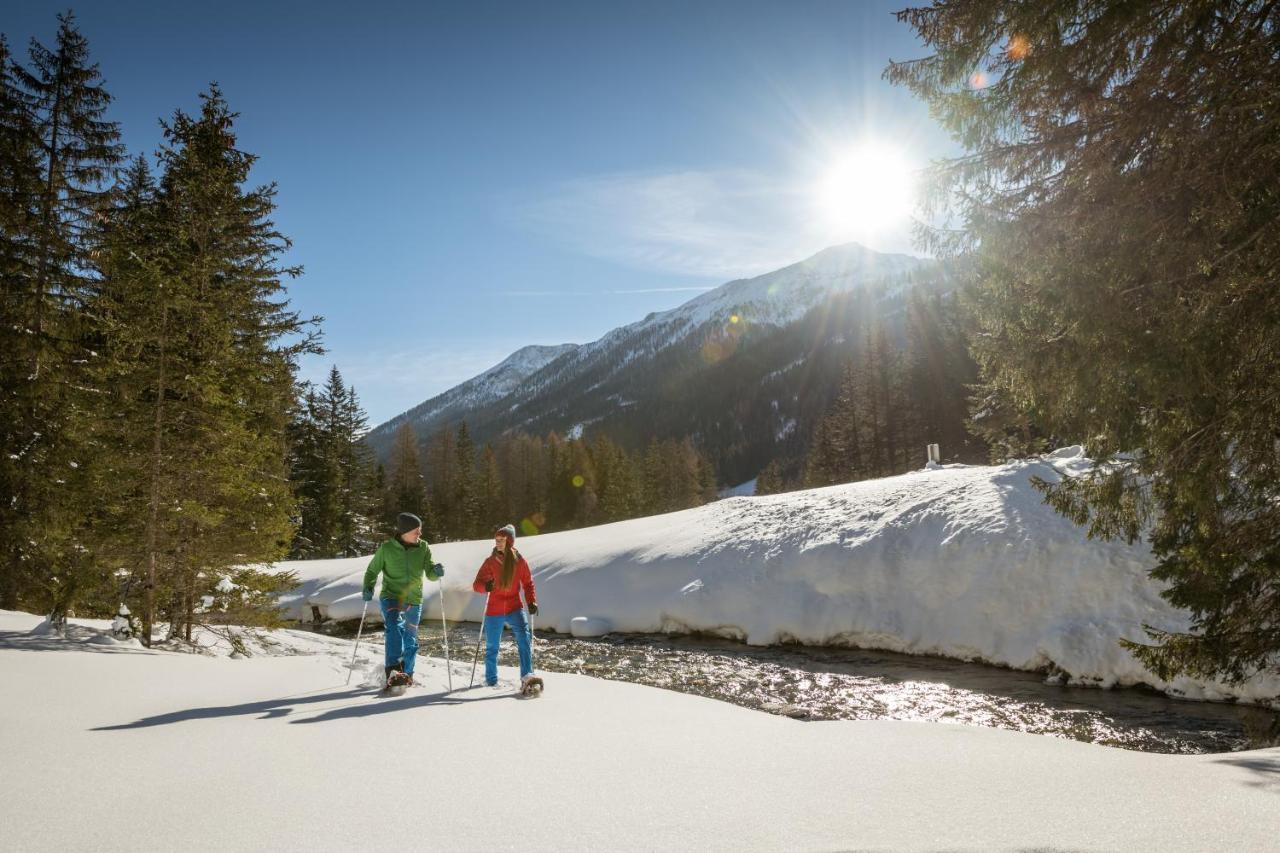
2, 14, 122, 619
641, 438, 668, 515
889, 0, 1280, 680
755, 459, 785, 495
92, 86, 316, 643
475, 444, 506, 531
595, 435, 638, 522
0, 34, 44, 610
333, 377, 378, 554
287, 385, 327, 557
287, 369, 377, 557
386, 422, 429, 537
422, 426, 455, 537
453, 421, 479, 538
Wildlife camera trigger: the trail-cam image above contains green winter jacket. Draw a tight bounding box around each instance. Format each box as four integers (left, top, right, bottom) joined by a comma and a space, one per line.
363, 538, 441, 605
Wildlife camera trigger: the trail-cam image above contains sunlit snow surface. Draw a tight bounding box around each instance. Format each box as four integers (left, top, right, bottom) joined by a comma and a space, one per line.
2, 609, 1278, 853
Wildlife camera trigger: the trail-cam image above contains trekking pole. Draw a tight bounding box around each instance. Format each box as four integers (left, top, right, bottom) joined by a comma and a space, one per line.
469, 591, 491, 688
520, 605, 544, 696
437, 575, 453, 692
346, 599, 370, 687
529, 609, 536, 670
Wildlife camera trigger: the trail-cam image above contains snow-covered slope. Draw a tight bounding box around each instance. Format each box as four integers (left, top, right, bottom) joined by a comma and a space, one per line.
278, 447, 1280, 706
368, 342, 577, 446
2, 609, 1277, 853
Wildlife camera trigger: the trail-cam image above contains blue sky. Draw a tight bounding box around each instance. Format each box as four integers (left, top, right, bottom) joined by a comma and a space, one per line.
7, 1, 952, 424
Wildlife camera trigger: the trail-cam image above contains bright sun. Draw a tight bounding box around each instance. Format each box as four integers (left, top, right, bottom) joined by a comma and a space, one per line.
816, 142, 916, 238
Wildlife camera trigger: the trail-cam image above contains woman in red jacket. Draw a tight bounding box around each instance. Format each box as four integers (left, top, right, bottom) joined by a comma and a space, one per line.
472, 523, 537, 688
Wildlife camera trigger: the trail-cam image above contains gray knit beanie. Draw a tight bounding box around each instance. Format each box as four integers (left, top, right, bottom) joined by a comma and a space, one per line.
396, 513, 422, 536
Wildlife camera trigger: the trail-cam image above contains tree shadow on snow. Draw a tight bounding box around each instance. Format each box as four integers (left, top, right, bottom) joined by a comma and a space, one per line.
1212, 752, 1280, 792
92, 685, 507, 731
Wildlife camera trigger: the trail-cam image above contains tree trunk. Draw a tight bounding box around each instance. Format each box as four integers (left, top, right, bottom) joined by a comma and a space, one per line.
142, 299, 168, 648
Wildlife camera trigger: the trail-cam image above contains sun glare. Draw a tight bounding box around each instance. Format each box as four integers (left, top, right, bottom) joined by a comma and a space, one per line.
816, 142, 917, 239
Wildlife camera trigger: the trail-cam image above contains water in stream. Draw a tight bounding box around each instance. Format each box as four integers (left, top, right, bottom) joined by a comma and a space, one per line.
315, 620, 1278, 755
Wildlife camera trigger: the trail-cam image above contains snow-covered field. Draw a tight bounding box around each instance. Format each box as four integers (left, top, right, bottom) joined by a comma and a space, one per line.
2, 608, 1277, 853
278, 449, 1280, 707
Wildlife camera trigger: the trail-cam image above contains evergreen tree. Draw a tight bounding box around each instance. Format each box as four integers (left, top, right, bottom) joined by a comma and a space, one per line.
545, 433, 578, 531
287, 385, 328, 556
755, 459, 785, 495
889, 0, 1280, 680
452, 421, 479, 538
641, 438, 668, 515
474, 444, 506, 531
903, 289, 981, 464
386, 422, 429, 537
0, 33, 45, 610
287, 368, 378, 557
595, 434, 638, 522
423, 426, 456, 538
1, 14, 123, 620
805, 362, 863, 487
333, 377, 378, 554
91, 86, 316, 643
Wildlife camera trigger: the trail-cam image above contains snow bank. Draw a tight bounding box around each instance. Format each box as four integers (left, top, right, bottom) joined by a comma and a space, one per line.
1, 608, 1277, 853
275, 450, 1279, 705
569, 615, 612, 637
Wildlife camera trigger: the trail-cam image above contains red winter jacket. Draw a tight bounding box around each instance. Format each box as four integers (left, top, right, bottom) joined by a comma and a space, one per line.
472, 549, 536, 617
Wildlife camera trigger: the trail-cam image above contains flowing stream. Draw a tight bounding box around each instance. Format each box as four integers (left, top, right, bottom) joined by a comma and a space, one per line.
312, 620, 1278, 755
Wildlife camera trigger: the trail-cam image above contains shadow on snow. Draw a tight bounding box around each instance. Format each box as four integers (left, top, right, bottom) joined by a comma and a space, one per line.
92, 685, 507, 731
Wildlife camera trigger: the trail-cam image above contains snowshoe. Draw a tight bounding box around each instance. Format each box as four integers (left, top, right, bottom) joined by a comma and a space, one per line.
382, 669, 412, 695
519, 674, 544, 698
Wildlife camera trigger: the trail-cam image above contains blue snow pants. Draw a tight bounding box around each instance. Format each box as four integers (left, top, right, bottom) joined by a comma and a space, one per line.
380, 599, 421, 674
483, 607, 532, 686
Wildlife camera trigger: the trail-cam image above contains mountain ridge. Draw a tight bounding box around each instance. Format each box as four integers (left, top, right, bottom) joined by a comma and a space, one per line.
366, 242, 935, 479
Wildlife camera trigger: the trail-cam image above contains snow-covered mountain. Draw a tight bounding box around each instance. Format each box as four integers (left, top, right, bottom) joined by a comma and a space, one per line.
368, 343, 578, 446
515, 242, 921, 400
367, 243, 937, 474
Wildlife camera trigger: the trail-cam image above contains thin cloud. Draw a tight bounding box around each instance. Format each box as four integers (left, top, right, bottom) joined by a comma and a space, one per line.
498, 286, 717, 296
508, 169, 834, 280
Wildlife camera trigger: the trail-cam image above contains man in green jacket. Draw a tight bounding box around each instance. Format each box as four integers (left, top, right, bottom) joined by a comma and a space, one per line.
363, 513, 443, 687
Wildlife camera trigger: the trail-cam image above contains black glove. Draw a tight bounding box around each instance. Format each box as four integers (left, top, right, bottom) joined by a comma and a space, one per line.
527, 602, 538, 615
484, 579, 494, 592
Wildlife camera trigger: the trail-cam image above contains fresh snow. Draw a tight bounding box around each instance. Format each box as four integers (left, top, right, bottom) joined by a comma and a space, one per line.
280, 447, 1280, 707
1, 608, 1277, 853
